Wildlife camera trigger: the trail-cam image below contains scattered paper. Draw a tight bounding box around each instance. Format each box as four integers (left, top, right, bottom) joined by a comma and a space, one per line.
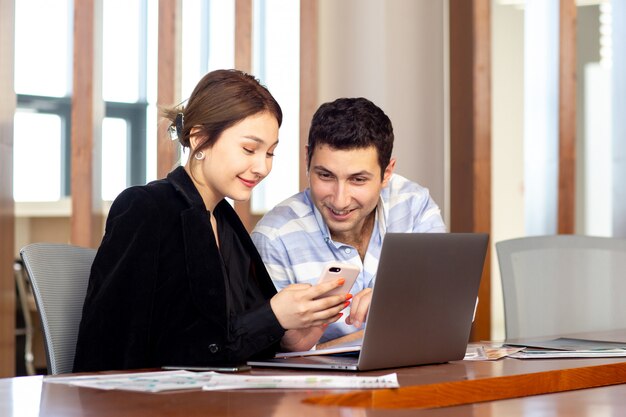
44, 370, 399, 392
509, 349, 626, 359
464, 345, 525, 361
202, 372, 399, 391
505, 337, 626, 351
45, 370, 217, 392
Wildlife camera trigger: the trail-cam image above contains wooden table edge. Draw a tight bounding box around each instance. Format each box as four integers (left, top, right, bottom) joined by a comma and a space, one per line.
303, 361, 626, 409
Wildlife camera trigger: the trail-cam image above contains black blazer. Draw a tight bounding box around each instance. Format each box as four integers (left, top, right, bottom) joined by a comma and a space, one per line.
73, 167, 284, 372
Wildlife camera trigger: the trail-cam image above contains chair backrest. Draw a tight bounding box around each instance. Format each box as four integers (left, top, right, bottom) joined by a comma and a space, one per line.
496, 235, 626, 340
20, 243, 97, 375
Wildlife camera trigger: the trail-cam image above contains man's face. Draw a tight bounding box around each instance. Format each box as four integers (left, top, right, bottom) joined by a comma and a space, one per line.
308, 144, 394, 241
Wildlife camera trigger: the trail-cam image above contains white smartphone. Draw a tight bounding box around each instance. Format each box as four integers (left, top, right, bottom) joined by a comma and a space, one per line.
314, 262, 360, 299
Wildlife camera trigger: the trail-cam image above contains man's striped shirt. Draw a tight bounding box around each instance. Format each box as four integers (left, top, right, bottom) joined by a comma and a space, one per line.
251, 173, 446, 342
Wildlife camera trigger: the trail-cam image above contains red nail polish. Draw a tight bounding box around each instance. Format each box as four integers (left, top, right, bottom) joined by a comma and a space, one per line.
345, 293, 353, 300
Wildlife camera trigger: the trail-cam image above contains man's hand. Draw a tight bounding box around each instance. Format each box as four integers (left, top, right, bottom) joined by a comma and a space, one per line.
345, 288, 372, 328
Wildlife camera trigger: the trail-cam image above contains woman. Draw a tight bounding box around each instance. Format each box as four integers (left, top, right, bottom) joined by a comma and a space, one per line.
73, 70, 349, 372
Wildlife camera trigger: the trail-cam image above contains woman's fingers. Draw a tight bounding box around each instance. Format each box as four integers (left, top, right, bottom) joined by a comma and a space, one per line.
309, 311, 345, 327
310, 295, 354, 325
282, 283, 313, 291
270, 283, 352, 330
309, 278, 346, 299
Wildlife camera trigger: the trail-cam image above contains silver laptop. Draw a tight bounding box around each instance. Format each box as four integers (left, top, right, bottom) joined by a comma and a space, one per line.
248, 232, 489, 371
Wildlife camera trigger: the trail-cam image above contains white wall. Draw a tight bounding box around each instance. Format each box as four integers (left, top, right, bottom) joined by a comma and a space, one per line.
491, 2, 525, 341
317, 0, 448, 220
613, 1, 626, 237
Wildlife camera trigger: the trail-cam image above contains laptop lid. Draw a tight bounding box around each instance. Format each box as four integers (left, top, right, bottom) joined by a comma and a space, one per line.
248, 233, 488, 371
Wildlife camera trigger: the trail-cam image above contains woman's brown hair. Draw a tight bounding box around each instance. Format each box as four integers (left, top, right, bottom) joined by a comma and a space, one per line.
163, 69, 282, 160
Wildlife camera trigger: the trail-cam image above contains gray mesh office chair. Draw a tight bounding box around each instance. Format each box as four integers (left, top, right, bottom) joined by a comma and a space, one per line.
20, 243, 96, 375
496, 235, 626, 340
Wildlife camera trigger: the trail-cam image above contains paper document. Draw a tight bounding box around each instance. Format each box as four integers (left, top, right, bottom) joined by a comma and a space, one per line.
505, 337, 626, 351
202, 372, 399, 390
45, 370, 216, 392
509, 349, 626, 359
464, 345, 524, 361
44, 370, 399, 392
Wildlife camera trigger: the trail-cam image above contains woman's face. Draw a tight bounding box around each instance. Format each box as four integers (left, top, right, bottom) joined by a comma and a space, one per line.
190, 111, 279, 208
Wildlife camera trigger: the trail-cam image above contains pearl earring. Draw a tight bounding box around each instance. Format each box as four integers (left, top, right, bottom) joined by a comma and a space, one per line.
194, 151, 205, 160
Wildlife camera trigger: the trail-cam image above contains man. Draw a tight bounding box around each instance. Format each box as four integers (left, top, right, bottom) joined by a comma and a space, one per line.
252, 97, 446, 346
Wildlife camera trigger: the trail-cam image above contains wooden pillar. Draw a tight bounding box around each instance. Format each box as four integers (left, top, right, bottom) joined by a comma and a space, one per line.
558, 0, 577, 234
234, 0, 253, 230
235, 0, 253, 73
0, 0, 16, 377
157, 0, 182, 179
299, 0, 318, 192
71, 0, 104, 248
449, 0, 492, 341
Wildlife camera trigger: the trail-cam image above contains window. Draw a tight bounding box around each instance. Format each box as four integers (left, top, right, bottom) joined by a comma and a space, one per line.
14, 0, 71, 202
251, 0, 300, 213
179, 0, 236, 167
13, 112, 63, 201
14, 0, 150, 202
14, 0, 301, 209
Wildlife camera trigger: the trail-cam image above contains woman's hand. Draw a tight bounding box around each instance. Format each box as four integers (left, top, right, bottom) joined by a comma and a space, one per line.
270, 279, 351, 330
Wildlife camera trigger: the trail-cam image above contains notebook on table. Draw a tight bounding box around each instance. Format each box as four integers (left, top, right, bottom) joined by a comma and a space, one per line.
248, 232, 489, 371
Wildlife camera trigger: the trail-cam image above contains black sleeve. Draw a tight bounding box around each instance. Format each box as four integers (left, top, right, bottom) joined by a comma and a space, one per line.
74, 187, 161, 372
224, 296, 285, 362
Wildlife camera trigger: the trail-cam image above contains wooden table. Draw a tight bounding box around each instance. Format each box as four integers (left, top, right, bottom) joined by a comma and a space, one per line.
2, 358, 626, 416
3, 330, 626, 416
